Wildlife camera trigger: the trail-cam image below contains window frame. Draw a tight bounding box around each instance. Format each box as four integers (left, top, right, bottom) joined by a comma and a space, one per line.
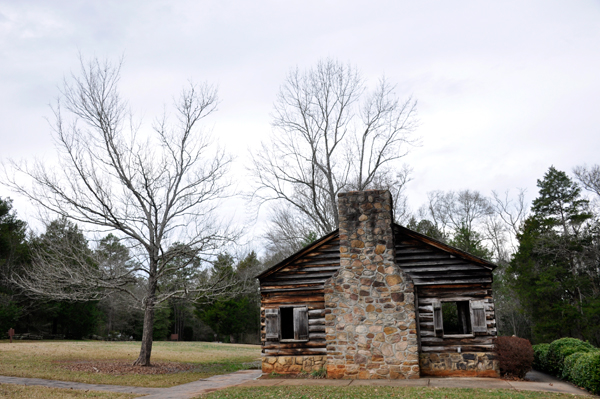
278, 305, 309, 343
433, 299, 487, 338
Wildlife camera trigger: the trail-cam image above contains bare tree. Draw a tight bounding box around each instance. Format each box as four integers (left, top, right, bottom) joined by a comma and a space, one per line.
250, 58, 418, 244
2, 58, 240, 366
574, 164, 600, 198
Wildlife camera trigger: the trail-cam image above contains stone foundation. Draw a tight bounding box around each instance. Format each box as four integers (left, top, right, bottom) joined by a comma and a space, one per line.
262, 355, 327, 374
419, 352, 499, 377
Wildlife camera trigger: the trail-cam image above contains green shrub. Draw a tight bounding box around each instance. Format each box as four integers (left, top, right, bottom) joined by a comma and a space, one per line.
532, 343, 550, 372
562, 352, 586, 381
567, 351, 600, 394
546, 337, 596, 376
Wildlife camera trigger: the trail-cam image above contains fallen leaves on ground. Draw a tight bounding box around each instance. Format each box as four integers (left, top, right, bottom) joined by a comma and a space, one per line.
55, 360, 196, 375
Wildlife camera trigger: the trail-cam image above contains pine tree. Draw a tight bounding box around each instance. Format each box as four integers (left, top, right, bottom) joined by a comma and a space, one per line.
509, 167, 600, 345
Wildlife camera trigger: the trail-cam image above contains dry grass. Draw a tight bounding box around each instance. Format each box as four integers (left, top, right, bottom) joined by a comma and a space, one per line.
0, 340, 260, 388
0, 383, 142, 399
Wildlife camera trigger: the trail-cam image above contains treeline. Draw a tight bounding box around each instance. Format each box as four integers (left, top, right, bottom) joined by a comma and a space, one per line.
0, 205, 262, 343
404, 165, 600, 345
3, 164, 599, 346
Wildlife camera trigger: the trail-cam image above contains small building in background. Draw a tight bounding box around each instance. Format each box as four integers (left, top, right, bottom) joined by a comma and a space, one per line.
257, 190, 498, 379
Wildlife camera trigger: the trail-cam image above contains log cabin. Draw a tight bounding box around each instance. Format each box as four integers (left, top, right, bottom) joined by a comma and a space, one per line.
257, 190, 498, 379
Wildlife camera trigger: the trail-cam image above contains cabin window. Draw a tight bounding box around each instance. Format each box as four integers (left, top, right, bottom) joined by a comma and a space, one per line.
433, 300, 487, 337
265, 306, 308, 342
280, 306, 309, 342
442, 301, 471, 335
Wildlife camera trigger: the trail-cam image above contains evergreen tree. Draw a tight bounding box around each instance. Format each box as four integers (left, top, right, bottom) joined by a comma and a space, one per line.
509, 167, 600, 344
0, 198, 28, 335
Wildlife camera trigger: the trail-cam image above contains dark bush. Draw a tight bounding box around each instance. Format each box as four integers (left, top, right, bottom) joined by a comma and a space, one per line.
494, 336, 534, 379
547, 337, 596, 376
567, 351, 600, 394
533, 343, 550, 373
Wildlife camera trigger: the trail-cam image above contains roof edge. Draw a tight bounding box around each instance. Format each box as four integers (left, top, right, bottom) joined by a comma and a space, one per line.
256, 229, 339, 280
393, 223, 498, 270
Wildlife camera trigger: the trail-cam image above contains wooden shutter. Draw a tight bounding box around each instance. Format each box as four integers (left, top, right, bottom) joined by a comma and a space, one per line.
433, 300, 443, 336
470, 301, 487, 333
265, 308, 280, 340
293, 307, 309, 341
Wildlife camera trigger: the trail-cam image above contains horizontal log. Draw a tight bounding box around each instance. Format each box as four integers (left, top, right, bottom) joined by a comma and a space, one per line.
420, 345, 495, 353
260, 286, 324, 294
395, 246, 437, 253
261, 303, 325, 311
309, 318, 325, 325
394, 254, 456, 262
418, 289, 490, 299
277, 266, 340, 274
309, 325, 325, 332
264, 348, 328, 356
309, 333, 326, 340
409, 270, 491, 278
412, 275, 491, 284
401, 264, 486, 272
419, 296, 489, 304
262, 298, 325, 307
290, 258, 340, 266
265, 275, 333, 283
418, 283, 491, 290
413, 278, 492, 286
308, 309, 325, 316
420, 336, 495, 345
262, 341, 326, 350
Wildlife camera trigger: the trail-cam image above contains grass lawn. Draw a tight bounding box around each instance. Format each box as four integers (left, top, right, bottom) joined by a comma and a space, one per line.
198, 386, 584, 399
0, 340, 260, 388
0, 384, 142, 399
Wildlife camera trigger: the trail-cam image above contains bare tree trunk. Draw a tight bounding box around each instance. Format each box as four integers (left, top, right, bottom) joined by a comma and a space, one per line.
134, 274, 157, 366
134, 299, 155, 366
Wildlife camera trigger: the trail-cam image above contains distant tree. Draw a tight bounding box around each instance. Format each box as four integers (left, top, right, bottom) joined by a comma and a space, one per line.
196, 251, 261, 342
251, 58, 418, 253
0, 197, 28, 335
0, 197, 29, 281
509, 166, 600, 344
449, 225, 492, 259
3, 57, 240, 365
574, 164, 600, 198
95, 234, 136, 336
416, 189, 494, 259
406, 217, 447, 242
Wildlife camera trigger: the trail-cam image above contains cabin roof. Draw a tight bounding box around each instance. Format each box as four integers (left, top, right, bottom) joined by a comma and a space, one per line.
392, 223, 497, 270
256, 224, 496, 280
256, 229, 339, 280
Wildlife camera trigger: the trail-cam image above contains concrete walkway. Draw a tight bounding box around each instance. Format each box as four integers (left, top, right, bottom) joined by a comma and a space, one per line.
0, 370, 262, 398
0, 369, 595, 397
238, 370, 595, 397
0, 375, 163, 395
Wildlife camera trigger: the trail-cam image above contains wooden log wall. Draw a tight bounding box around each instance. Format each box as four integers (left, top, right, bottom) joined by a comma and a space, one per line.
417, 284, 497, 353
259, 224, 498, 358
260, 236, 339, 356
394, 227, 494, 286
393, 226, 497, 354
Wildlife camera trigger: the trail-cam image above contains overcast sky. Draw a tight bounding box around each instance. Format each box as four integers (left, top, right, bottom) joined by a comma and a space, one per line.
1, 1, 599, 241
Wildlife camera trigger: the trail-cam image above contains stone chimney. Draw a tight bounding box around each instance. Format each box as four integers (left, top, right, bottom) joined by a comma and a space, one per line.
325, 190, 419, 379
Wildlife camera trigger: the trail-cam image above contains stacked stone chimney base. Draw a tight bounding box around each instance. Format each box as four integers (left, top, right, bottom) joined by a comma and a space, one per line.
324, 190, 420, 379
